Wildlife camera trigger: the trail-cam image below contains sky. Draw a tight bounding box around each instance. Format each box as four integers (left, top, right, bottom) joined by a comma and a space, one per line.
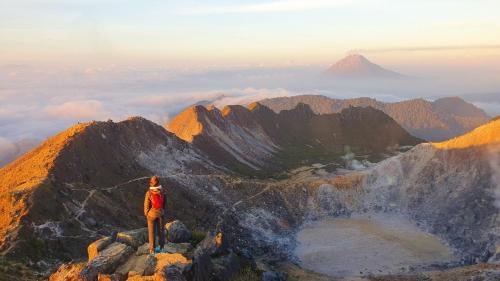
2, 0, 500, 65
1, 0, 500, 165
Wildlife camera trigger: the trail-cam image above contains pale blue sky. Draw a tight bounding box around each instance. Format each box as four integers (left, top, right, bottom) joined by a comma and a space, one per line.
1, 0, 500, 66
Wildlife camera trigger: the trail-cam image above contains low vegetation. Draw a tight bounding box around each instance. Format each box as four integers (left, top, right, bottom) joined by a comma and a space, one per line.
0, 257, 40, 281
232, 265, 260, 281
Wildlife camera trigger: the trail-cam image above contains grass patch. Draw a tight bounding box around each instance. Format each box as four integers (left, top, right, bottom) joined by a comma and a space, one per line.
189, 230, 207, 247
0, 257, 40, 281
233, 265, 260, 281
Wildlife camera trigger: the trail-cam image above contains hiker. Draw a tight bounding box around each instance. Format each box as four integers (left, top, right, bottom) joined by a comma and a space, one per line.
144, 175, 166, 254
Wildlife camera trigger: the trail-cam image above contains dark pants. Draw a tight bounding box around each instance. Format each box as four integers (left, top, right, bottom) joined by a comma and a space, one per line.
147, 212, 165, 252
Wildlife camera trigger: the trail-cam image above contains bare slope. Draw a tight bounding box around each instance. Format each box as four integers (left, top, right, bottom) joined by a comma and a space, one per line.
0, 117, 216, 260
432, 118, 500, 149
259, 95, 490, 141
167, 103, 421, 175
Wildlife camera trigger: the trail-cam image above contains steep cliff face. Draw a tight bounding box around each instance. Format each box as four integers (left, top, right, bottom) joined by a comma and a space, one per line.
0, 117, 218, 260
167, 103, 421, 175
259, 95, 491, 141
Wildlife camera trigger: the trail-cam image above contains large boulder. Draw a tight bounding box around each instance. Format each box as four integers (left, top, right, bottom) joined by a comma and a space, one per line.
79, 242, 134, 281
211, 250, 240, 281
115, 254, 156, 277
165, 220, 191, 243
162, 266, 187, 281
196, 232, 228, 257
154, 253, 192, 281
135, 242, 192, 256
192, 232, 237, 281
88, 234, 116, 261
116, 228, 148, 249
164, 242, 193, 255
49, 262, 86, 281
135, 243, 150, 256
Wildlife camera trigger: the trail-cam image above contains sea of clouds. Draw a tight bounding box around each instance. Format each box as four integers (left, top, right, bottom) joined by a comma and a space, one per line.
1, 63, 499, 167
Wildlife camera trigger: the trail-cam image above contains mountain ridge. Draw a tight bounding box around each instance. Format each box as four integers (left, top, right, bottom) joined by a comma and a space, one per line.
0, 99, 499, 280
259, 95, 490, 141
0, 117, 217, 260
432, 118, 500, 149
167, 102, 421, 175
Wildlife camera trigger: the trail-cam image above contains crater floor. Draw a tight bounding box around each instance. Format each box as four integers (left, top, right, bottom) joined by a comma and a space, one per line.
294, 213, 458, 277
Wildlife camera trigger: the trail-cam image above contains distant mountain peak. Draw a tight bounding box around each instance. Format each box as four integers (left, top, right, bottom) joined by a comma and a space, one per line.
326, 54, 404, 78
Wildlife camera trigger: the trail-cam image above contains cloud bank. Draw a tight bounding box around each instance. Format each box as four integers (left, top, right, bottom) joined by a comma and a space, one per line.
350, 44, 500, 54
1, 62, 499, 167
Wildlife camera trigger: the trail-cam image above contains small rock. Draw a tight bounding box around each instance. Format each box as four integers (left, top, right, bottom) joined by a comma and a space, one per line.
97, 273, 124, 281
164, 242, 193, 254
116, 228, 148, 249
165, 220, 191, 243
49, 262, 86, 281
126, 276, 154, 281
128, 271, 140, 277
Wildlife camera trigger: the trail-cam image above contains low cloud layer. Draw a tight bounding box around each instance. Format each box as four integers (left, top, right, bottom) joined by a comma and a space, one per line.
1, 62, 499, 167
44, 100, 108, 119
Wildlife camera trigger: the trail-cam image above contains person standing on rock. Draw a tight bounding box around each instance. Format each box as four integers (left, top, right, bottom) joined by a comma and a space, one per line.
144, 175, 166, 254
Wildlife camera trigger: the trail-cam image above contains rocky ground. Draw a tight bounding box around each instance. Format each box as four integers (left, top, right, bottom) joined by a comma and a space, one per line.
2, 110, 500, 281
46, 142, 500, 281
49, 220, 249, 281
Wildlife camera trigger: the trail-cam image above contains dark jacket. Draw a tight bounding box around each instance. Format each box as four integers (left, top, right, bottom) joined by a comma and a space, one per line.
144, 188, 166, 219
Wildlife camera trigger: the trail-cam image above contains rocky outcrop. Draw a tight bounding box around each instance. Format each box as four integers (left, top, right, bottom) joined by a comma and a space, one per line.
49, 222, 246, 281
259, 95, 490, 141
116, 228, 148, 249
165, 220, 192, 243
49, 262, 86, 281
192, 232, 240, 281
2, 98, 498, 281
88, 235, 116, 261
79, 242, 134, 280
